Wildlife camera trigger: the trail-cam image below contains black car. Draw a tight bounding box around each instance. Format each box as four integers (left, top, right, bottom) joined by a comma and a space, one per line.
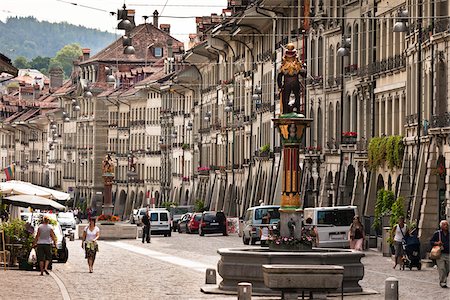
198, 211, 227, 236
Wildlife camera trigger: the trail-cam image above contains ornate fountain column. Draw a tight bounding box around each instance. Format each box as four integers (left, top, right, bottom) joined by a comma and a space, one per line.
102, 154, 115, 215
273, 114, 311, 238
272, 42, 312, 240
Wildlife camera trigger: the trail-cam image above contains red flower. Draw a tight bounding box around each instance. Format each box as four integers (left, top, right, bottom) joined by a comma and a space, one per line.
342, 132, 357, 137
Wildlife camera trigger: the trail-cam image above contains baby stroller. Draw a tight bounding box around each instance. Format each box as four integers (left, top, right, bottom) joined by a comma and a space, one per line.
401, 229, 421, 270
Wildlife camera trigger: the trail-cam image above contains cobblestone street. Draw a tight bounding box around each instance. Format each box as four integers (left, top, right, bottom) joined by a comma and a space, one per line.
1, 231, 448, 299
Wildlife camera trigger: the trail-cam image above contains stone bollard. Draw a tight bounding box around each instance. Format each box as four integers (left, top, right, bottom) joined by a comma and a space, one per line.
385, 277, 399, 300
205, 268, 216, 284
237, 282, 252, 300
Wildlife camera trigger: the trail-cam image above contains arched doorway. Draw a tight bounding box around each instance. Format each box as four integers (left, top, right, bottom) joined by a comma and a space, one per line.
304, 176, 315, 208
125, 190, 135, 217
185, 189, 190, 205
154, 191, 160, 207
376, 174, 384, 192
115, 190, 127, 218
437, 155, 447, 221
325, 171, 334, 207
387, 175, 392, 191
136, 191, 144, 208
343, 165, 356, 205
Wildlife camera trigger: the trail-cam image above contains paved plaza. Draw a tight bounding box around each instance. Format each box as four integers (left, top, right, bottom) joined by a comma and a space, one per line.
0, 232, 448, 299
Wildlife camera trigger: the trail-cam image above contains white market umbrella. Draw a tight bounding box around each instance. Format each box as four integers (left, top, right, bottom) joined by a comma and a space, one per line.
0, 180, 70, 201
2, 195, 65, 211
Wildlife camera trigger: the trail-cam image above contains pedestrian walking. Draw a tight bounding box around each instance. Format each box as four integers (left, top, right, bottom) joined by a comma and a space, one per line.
82, 217, 100, 273
260, 216, 269, 247
430, 220, 449, 288
87, 207, 92, 221
33, 216, 57, 276
142, 210, 151, 243
391, 216, 408, 269
349, 216, 365, 251
304, 217, 319, 247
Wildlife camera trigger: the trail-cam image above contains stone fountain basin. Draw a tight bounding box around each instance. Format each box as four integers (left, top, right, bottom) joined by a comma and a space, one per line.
216, 247, 364, 295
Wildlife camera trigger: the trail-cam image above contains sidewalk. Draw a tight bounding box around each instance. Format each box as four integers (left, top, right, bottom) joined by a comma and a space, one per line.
0, 269, 62, 300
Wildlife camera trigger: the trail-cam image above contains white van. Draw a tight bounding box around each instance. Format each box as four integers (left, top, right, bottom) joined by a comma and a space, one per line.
149, 209, 171, 237
242, 205, 280, 245
303, 206, 358, 248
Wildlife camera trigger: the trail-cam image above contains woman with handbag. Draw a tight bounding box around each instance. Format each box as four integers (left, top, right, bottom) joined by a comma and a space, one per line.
348, 216, 364, 251
430, 220, 449, 288
81, 217, 100, 273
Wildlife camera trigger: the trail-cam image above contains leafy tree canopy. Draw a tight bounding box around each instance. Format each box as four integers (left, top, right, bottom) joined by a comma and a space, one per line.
13, 56, 30, 69
50, 43, 82, 77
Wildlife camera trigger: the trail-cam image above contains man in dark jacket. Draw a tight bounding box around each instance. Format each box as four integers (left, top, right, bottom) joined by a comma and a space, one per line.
430, 220, 449, 288
142, 210, 151, 243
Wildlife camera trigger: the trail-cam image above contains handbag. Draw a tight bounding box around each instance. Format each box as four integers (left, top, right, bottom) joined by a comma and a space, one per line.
430, 230, 443, 260
28, 248, 37, 264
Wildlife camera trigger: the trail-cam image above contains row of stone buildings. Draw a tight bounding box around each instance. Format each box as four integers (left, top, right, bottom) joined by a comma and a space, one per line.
1, 0, 449, 245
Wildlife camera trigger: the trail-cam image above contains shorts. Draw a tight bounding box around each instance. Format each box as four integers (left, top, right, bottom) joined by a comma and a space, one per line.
36, 244, 52, 262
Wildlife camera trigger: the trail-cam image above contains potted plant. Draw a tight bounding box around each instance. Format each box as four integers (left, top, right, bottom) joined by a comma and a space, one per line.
0, 219, 34, 269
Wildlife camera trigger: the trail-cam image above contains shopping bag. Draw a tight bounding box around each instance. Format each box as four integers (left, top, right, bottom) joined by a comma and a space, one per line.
28, 248, 37, 264
430, 245, 442, 260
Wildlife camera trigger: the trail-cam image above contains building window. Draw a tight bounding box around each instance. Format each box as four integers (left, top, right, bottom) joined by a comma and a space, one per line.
154, 47, 163, 57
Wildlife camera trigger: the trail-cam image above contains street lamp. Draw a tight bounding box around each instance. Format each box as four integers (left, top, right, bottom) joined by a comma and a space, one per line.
337, 37, 351, 57
204, 111, 211, 122
252, 85, 263, 150
393, 9, 409, 32
252, 85, 262, 109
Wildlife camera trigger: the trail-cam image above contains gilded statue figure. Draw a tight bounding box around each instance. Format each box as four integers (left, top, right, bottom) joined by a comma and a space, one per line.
102, 154, 115, 175
277, 43, 307, 114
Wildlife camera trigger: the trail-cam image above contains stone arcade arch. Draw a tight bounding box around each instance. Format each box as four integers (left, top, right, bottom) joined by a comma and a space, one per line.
324, 171, 334, 207
184, 189, 190, 205
376, 174, 385, 192
136, 191, 144, 208
115, 190, 127, 219
343, 165, 355, 205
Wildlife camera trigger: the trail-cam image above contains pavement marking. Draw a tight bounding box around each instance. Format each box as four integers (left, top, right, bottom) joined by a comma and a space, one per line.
49, 271, 71, 300
107, 241, 215, 273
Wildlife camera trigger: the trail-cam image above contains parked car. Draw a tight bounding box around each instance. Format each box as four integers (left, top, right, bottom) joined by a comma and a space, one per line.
57, 212, 76, 231
198, 211, 227, 236
242, 205, 280, 245
303, 206, 358, 248
178, 212, 202, 233
187, 212, 202, 233
170, 205, 194, 232
149, 209, 171, 237
177, 213, 193, 233
132, 208, 147, 225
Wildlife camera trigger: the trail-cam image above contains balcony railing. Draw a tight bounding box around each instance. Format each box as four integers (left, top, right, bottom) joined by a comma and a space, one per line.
431, 112, 450, 128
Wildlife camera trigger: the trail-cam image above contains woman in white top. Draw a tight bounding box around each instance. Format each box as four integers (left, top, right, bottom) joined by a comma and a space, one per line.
82, 217, 100, 273
391, 216, 408, 269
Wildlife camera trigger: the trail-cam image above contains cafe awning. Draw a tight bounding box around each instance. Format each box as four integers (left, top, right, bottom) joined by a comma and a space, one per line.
2, 195, 65, 211
0, 180, 70, 201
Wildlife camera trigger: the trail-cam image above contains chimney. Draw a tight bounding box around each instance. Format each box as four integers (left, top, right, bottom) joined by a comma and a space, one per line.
167, 39, 173, 58
49, 66, 64, 89
153, 10, 159, 28
82, 48, 90, 61
160, 24, 171, 34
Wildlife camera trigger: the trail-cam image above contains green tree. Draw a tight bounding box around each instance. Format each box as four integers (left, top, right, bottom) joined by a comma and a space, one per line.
49, 43, 82, 78
13, 56, 30, 69
29, 56, 51, 74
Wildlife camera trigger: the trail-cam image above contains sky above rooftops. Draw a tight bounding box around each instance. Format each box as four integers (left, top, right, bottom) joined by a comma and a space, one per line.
1, 0, 227, 43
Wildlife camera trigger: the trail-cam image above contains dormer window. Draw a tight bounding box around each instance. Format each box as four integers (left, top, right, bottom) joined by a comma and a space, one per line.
154, 47, 163, 57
